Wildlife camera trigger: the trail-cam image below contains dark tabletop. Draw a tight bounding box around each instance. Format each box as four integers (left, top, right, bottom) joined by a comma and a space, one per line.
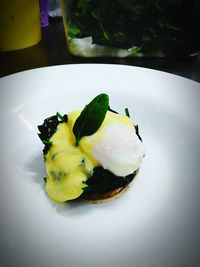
0, 19, 200, 82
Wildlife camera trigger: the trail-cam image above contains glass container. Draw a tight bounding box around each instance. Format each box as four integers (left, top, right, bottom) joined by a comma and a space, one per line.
60, 0, 200, 57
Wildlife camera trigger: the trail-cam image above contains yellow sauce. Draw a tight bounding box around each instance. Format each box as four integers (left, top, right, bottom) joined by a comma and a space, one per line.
45, 110, 135, 202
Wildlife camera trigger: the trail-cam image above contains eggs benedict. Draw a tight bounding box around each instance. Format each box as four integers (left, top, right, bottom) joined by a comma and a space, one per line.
38, 94, 144, 202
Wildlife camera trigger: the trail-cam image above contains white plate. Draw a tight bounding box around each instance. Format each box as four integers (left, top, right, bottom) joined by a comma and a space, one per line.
0, 64, 200, 267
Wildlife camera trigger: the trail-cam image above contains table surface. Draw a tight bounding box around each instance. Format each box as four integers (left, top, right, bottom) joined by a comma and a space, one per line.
0, 19, 200, 82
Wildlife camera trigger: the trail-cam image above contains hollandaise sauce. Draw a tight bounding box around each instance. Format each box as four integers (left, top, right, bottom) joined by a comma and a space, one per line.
45, 110, 99, 202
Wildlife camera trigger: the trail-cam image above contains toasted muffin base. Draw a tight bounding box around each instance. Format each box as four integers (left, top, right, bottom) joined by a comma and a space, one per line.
81, 186, 125, 201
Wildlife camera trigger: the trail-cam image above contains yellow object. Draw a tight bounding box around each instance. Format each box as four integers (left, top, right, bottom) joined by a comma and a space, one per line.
0, 0, 41, 51
45, 115, 99, 203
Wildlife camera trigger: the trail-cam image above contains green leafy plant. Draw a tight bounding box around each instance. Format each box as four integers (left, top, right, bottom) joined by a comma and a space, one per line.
73, 93, 109, 145
63, 0, 199, 56
38, 113, 68, 155
82, 166, 137, 195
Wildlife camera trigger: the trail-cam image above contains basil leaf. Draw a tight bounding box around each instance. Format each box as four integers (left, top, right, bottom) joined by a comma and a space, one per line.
73, 93, 109, 145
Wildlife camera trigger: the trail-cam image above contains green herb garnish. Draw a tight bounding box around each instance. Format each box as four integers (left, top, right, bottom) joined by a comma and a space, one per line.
125, 107, 130, 118
38, 115, 60, 155
56, 112, 65, 121
135, 125, 142, 142
73, 93, 109, 146
56, 112, 68, 122
43, 140, 52, 146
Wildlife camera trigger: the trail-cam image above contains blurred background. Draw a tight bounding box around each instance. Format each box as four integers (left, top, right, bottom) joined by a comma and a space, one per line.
0, 0, 200, 81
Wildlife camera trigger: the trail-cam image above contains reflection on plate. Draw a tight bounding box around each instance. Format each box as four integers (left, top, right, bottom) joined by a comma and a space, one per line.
0, 64, 200, 267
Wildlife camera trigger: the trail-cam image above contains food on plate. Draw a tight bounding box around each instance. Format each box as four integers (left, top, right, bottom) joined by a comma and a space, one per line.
38, 93, 145, 202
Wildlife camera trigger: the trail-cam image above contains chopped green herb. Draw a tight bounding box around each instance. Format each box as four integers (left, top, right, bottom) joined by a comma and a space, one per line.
43, 140, 52, 146
125, 107, 130, 118
135, 125, 142, 142
56, 112, 65, 122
